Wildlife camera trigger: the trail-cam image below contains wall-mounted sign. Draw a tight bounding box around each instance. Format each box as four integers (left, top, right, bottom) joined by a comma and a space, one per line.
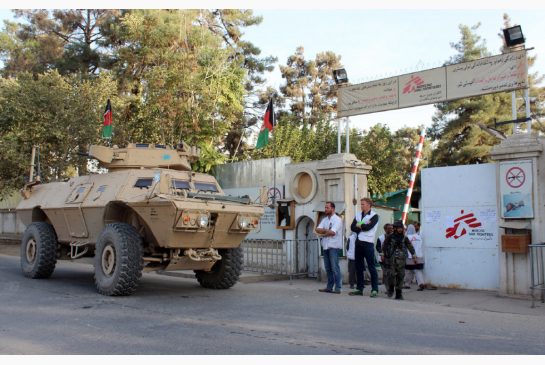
499, 160, 533, 218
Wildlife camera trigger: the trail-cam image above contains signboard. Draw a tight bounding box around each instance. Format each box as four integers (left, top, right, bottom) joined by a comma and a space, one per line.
398, 67, 446, 108
338, 50, 527, 117
499, 160, 533, 218
446, 51, 528, 100
337, 77, 398, 116
421, 163, 499, 290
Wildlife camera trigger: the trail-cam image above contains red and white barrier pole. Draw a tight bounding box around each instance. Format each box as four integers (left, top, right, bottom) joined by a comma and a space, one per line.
401, 129, 425, 225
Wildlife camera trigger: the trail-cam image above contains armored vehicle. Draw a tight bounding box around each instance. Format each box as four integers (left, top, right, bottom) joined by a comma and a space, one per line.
16, 142, 264, 296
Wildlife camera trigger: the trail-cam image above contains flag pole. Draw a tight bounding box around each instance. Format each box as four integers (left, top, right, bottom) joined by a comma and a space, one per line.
272, 96, 277, 205
401, 129, 425, 225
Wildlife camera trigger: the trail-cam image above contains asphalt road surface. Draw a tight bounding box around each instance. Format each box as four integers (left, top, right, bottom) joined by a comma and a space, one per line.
1, 253, 544, 355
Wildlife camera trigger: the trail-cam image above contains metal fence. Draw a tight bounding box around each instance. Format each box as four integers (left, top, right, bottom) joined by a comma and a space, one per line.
529, 243, 545, 308
241, 238, 320, 278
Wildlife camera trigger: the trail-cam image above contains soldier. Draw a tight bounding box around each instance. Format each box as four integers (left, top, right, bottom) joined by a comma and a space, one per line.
382, 220, 417, 300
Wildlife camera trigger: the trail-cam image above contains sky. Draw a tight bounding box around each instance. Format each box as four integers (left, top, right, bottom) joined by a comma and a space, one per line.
1, 1, 545, 133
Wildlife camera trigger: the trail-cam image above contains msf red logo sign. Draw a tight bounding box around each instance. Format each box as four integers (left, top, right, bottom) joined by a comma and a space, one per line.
445, 210, 482, 239
402, 75, 425, 94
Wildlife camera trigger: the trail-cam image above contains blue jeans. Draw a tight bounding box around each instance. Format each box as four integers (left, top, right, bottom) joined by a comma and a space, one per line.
323, 248, 342, 291
355, 240, 378, 292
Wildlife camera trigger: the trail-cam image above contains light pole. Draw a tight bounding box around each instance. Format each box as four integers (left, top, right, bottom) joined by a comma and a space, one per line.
333, 68, 349, 153
502, 25, 531, 134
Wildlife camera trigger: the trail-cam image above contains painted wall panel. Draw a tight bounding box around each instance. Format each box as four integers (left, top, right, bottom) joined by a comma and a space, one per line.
421, 163, 499, 289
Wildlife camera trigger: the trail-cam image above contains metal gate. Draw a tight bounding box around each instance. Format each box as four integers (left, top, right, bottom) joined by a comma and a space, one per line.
241, 238, 319, 278
530, 243, 545, 308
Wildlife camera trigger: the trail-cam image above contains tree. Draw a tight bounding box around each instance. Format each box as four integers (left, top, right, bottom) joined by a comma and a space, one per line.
0, 9, 119, 77
0, 70, 116, 196
279, 47, 342, 126
350, 124, 429, 196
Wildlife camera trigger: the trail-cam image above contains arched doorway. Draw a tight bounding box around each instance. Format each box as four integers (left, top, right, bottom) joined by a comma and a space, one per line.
295, 215, 319, 277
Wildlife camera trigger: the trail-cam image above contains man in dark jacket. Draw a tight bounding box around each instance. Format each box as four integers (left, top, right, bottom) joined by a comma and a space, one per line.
382, 220, 417, 300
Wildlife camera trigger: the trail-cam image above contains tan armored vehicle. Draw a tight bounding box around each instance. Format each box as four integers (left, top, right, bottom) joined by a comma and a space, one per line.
16, 143, 264, 296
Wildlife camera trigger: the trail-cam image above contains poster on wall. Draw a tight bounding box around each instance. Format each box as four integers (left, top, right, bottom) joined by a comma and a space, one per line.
499, 160, 533, 218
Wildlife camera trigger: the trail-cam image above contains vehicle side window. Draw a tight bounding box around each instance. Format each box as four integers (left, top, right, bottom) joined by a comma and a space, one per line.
134, 178, 153, 189
194, 182, 218, 193
172, 180, 190, 190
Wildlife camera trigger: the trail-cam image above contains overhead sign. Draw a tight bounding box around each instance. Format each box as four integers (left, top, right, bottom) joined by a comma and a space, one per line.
399, 67, 446, 108
499, 160, 533, 218
337, 77, 398, 116
338, 50, 528, 117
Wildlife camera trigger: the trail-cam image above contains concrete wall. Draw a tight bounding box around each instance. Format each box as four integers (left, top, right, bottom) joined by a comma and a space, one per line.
421, 163, 499, 290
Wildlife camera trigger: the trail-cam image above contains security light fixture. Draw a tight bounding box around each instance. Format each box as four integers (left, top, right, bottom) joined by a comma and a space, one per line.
333, 68, 348, 84
503, 25, 525, 48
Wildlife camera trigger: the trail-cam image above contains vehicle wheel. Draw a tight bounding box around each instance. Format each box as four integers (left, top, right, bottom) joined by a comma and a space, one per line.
20, 222, 58, 278
93, 223, 143, 296
195, 247, 243, 289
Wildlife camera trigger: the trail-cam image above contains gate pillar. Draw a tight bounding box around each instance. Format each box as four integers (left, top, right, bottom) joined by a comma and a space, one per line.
490, 133, 544, 296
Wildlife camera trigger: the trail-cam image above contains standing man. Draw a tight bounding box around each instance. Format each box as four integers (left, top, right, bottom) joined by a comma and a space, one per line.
349, 197, 379, 297
315, 201, 343, 294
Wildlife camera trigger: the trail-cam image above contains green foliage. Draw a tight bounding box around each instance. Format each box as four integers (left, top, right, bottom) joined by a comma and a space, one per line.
352, 124, 429, 196
251, 116, 337, 162
0, 71, 116, 195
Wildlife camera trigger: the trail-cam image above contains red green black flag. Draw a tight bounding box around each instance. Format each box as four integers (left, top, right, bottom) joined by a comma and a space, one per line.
256, 99, 275, 149
102, 99, 112, 139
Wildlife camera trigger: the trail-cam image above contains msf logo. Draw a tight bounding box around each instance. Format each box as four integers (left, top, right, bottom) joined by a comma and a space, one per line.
402, 75, 424, 94
445, 210, 482, 239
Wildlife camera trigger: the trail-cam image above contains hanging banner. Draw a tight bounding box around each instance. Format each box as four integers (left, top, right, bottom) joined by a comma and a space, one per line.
399, 67, 446, 108
337, 77, 398, 117
446, 51, 528, 100
338, 50, 527, 118
499, 160, 533, 218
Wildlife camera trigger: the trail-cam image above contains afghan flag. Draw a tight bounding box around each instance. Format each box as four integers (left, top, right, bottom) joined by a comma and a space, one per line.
256, 99, 275, 149
102, 99, 112, 139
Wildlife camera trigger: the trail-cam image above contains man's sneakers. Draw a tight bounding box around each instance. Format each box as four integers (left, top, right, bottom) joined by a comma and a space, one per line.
348, 289, 363, 296
370, 290, 378, 298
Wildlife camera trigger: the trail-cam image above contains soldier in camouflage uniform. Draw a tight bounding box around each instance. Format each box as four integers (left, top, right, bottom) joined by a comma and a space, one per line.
382, 220, 417, 300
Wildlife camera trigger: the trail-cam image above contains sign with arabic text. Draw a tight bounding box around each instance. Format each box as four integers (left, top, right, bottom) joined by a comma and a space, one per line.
338, 50, 527, 118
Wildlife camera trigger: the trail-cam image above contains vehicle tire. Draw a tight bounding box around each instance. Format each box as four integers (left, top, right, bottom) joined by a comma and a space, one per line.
20, 222, 58, 279
93, 223, 143, 296
195, 247, 243, 289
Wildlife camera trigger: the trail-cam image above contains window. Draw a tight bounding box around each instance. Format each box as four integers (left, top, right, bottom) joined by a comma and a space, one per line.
194, 182, 218, 193
134, 178, 153, 189
172, 180, 191, 190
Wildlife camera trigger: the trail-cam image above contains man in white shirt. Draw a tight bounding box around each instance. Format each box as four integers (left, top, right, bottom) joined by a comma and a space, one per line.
315, 201, 343, 294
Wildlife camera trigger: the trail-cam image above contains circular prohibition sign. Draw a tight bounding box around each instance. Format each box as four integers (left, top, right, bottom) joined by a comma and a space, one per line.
505, 166, 526, 188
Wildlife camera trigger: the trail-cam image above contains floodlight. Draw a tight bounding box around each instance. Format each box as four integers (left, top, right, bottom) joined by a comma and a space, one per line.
503, 25, 525, 48
333, 68, 348, 84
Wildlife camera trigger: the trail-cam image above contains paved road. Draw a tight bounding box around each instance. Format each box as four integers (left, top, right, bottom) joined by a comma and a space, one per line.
1, 252, 544, 355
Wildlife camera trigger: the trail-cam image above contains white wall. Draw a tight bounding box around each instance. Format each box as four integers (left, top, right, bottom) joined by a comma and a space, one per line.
421, 163, 499, 290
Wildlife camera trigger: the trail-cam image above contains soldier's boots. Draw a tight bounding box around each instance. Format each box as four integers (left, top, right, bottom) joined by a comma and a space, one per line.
395, 289, 403, 300
387, 285, 394, 298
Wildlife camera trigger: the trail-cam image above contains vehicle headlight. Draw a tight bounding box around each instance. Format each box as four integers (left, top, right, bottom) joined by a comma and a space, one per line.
238, 216, 250, 229
198, 214, 209, 228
